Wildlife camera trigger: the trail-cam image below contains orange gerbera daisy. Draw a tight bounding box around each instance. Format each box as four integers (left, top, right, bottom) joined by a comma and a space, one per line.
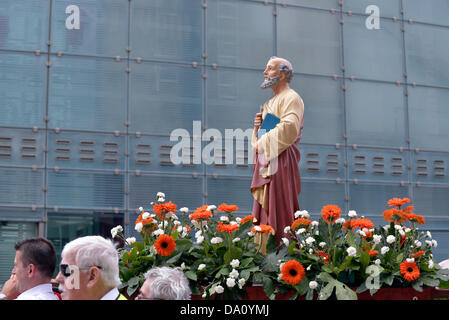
387, 197, 411, 207
350, 218, 374, 230
153, 201, 177, 219
217, 203, 239, 213
281, 260, 305, 285
291, 218, 312, 231
241, 215, 255, 225
405, 213, 425, 225
383, 208, 407, 224
189, 206, 213, 222
400, 260, 420, 282
342, 220, 353, 231
154, 234, 176, 256
216, 222, 239, 234
321, 205, 342, 224
251, 224, 273, 234
411, 250, 425, 259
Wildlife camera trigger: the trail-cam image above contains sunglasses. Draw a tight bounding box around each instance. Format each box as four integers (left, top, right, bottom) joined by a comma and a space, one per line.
60, 264, 103, 277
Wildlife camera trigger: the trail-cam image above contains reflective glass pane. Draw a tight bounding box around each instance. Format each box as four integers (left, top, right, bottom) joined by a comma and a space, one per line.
413, 185, 449, 218
343, 16, 404, 82
130, 0, 202, 62
0, 0, 49, 51
346, 81, 406, 148
51, 0, 128, 57
290, 74, 344, 144
278, 7, 341, 76
47, 170, 124, 209
299, 180, 346, 214
300, 145, 345, 180
0, 128, 44, 168
349, 183, 409, 216
48, 131, 125, 170
48, 56, 127, 131
411, 151, 449, 185
283, 0, 338, 10
343, 0, 401, 18
403, 0, 449, 26
207, 0, 274, 68
405, 23, 449, 88
207, 176, 252, 213
207, 67, 271, 132
0, 208, 43, 222
408, 86, 449, 152
0, 168, 44, 206
348, 147, 410, 182
0, 52, 46, 128
128, 174, 203, 211
129, 61, 202, 136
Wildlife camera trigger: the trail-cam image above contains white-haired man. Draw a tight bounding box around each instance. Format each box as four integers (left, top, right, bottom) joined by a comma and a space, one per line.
54, 235, 126, 300
136, 266, 191, 300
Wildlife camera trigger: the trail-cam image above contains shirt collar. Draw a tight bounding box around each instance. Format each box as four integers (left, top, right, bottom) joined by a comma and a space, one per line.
100, 287, 120, 300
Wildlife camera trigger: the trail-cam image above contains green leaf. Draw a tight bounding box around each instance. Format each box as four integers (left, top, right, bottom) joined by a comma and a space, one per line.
240, 270, 250, 281
294, 276, 309, 296
396, 252, 404, 264
306, 289, 314, 300
216, 267, 230, 278
318, 282, 335, 300
356, 282, 368, 294
185, 270, 197, 281
224, 246, 242, 265
421, 277, 440, 287
263, 277, 274, 299
412, 279, 423, 292
345, 231, 357, 248
166, 252, 183, 264
384, 274, 394, 286
240, 258, 253, 268
128, 276, 139, 287
360, 251, 370, 276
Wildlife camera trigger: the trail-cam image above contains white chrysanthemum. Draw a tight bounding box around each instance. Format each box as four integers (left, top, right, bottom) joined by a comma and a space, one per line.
319, 242, 326, 248
381, 246, 390, 255
207, 205, 216, 211
142, 212, 150, 220
220, 216, 229, 222
111, 225, 123, 238
226, 278, 236, 288
198, 264, 206, 271
229, 269, 239, 279
373, 235, 382, 244
230, 259, 240, 268
232, 237, 240, 243
135, 222, 143, 233
211, 237, 223, 244
180, 207, 189, 214
305, 237, 315, 245
386, 235, 396, 244
347, 246, 357, 257
282, 238, 289, 247
348, 210, 357, 218
215, 285, 224, 294
196, 236, 204, 244
125, 237, 136, 245
309, 281, 318, 289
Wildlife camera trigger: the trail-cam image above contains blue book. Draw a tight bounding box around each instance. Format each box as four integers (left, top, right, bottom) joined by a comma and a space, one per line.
257, 113, 280, 138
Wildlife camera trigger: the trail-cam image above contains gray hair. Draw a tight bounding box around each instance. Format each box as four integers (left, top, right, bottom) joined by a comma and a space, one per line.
270, 56, 294, 82
144, 266, 191, 300
61, 236, 121, 288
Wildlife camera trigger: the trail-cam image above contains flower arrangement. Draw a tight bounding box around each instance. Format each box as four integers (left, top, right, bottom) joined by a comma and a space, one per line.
113, 193, 270, 299
113, 194, 449, 300
260, 197, 449, 300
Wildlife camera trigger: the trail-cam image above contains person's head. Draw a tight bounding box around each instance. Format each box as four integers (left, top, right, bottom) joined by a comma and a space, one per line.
12, 237, 57, 293
261, 56, 293, 90
136, 266, 191, 300
55, 236, 121, 300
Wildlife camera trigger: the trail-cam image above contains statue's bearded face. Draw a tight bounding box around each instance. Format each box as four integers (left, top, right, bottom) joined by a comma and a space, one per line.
260, 59, 280, 89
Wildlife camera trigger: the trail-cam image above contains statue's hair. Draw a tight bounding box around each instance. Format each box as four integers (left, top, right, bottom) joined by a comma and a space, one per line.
269, 56, 293, 82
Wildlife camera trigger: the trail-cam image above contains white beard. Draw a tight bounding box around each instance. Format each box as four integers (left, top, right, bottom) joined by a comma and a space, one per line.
260, 76, 279, 89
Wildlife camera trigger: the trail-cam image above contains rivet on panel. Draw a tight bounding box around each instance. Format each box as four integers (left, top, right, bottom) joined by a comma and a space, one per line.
114, 131, 120, 137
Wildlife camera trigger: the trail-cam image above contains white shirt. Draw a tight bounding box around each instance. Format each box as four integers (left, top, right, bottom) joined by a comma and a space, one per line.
100, 287, 120, 300
15, 283, 58, 300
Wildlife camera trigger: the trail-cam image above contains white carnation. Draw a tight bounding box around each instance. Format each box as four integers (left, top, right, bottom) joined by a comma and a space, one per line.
347, 246, 357, 257
284, 226, 291, 234
305, 237, 315, 245
220, 216, 229, 222
282, 238, 289, 247
335, 218, 345, 224
309, 281, 318, 289
156, 192, 165, 198
229, 269, 239, 279
230, 259, 240, 268
226, 278, 236, 288
135, 222, 143, 233
386, 235, 396, 244
381, 246, 390, 255
432, 240, 438, 248
180, 207, 189, 214
142, 212, 150, 220
138, 207, 144, 212
111, 225, 123, 238
196, 236, 204, 244
373, 235, 382, 244
215, 285, 224, 294
232, 237, 240, 243
319, 242, 326, 248
297, 228, 306, 235
125, 237, 136, 245
207, 205, 216, 211
198, 264, 206, 271
211, 237, 223, 244
311, 221, 319, 227
348, 210, 357, 218
414, 240, 422, 248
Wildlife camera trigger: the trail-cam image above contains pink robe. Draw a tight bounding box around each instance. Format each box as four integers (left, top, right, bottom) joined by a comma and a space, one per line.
251, 88, 304, 244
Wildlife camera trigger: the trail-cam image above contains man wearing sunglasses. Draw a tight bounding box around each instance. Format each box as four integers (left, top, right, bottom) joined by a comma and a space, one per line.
0, 238, 58, 300
55, 235, 126, 300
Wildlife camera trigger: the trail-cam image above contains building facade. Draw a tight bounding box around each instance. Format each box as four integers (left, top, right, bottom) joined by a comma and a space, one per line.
0, 0, 448, 282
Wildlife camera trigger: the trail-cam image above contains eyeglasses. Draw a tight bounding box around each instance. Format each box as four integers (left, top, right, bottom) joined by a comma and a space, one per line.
59, 264, 103, 277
